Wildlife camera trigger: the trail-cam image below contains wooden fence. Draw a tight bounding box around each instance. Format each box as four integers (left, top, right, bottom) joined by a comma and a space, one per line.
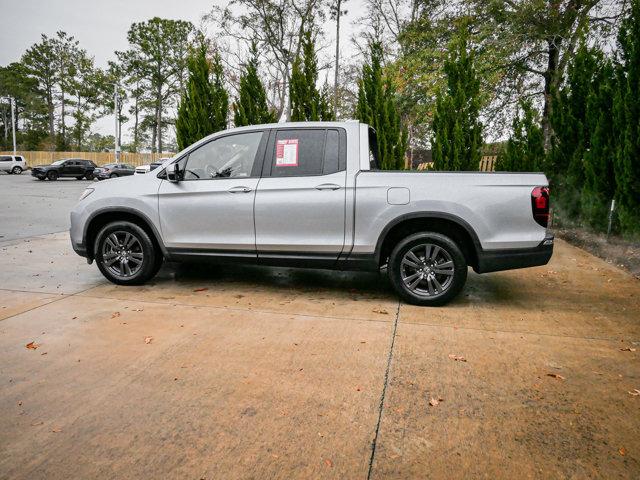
413, 156, 497, 172
0, 151, 174, 168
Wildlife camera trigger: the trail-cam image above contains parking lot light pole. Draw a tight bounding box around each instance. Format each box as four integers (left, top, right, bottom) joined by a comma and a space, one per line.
114, 84, 120, 163
1, 96, 17, 155
10, 97, 16, 155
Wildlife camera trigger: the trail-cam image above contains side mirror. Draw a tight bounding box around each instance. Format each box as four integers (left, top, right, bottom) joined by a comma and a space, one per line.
167, 163, 181, 183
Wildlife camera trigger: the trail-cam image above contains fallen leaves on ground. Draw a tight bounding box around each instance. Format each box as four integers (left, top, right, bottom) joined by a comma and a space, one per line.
619, 447, 627, 456
324, 459, 333, 467
547, 373, 566, 380
448, 354, 467, 362
144, 336, 153, 344
111, 312, 120, 318
620, 347, 637, 352
51, 427, 62, 433
193, 287, 208, 292
25, 342, 39, 350
429, 397, 443, 407
628, 389, 640, 396
373, 308, 389, 315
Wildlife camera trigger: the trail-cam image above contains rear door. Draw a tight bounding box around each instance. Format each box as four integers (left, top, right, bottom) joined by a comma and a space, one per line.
254, 128, 347, 259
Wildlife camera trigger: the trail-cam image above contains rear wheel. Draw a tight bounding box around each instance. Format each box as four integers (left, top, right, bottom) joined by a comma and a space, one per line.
85, 172, 94, 180
109, 173, 118, 178
94, 221, 161, 285
47, 170, 58, 181
12, 166, 22, 174
76, 176, 84, 180
388, 232, 467, 306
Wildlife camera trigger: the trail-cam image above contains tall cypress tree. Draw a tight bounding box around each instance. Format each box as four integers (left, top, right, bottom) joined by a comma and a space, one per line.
548, 42, 601, 219
176, 42, 228, 151
614, 0, 640, 233
210, 51, 229, 133
289, 30, 335, 121
431, 28, 482, 171
582, 60, 617, 230
355, 41, 408, 170
234, 42, 276, 126
496, 100, 544, 172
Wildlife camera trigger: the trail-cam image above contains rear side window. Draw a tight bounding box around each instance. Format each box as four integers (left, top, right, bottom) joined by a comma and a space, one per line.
268, 128, 343, 177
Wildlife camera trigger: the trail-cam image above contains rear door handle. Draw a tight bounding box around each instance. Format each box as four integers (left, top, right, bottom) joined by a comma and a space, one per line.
315, 183, 341, 191
228, 186, 252, 193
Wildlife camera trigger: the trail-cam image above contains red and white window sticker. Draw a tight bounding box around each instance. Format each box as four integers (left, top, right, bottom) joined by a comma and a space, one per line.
275, 139, 299, 167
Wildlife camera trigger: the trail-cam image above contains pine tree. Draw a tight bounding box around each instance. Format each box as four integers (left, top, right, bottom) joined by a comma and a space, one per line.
614, 0, 640, 233
210, 51, 229, 133
289, 30, 334, 121
431, 28, 482, 171
548, 42, 602, 219
176, 42, 228, 151
496, 100, 544, 172
233, 42, 276, 126
355, 42, 407, 170
582, 61, 617, 230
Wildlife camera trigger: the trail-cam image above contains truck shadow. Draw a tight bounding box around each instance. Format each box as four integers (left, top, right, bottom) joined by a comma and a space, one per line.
160, 261, 396, 300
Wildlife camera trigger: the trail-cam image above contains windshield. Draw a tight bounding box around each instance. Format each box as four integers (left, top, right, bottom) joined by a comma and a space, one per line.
51, 160, 66, 165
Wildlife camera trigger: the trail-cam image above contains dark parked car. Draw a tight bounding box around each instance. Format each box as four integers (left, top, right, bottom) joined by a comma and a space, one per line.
93, 163, 136, 180
31, 159, 97, 181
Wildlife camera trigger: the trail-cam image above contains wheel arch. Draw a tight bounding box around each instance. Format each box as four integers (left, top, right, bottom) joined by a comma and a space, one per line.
375, 212, 481, 269
84, 208, 166, 260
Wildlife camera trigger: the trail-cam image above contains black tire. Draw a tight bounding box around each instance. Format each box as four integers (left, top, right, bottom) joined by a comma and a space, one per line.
37, 176, 45, 181
94, 221, 161, 285
76, 176, 84, 180
388, 232, 467, 306
12, 166, 23, 174
85, 172, 94, 180
47, 170, 58, 181
109, 173, 118, 178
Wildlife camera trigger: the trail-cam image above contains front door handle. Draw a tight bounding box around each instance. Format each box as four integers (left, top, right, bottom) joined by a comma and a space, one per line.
228, 186, 252, 193
315, 183, 341, 191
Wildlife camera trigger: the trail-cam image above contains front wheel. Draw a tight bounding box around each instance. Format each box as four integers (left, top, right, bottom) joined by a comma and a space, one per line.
388, 232, 467, 306
85, 172, 94, 180
12, 166, 22, 174
47, 170, 58, 181
95, 221, 162, 285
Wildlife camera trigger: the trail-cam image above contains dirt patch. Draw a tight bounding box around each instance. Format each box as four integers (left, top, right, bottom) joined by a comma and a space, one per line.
555, 227, 640, 279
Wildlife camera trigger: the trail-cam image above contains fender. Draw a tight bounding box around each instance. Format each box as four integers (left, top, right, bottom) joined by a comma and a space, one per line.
373, 211, 483, 265
83, 206, 168, 257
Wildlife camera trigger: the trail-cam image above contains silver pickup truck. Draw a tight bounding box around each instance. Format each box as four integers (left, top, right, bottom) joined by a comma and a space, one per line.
70, 121, 553, 306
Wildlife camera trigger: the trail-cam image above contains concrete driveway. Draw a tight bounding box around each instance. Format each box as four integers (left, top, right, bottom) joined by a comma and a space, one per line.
0, 174, 639, 479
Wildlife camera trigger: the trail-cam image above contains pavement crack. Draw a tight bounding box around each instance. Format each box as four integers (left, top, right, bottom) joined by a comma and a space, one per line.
367, 300, 400, 480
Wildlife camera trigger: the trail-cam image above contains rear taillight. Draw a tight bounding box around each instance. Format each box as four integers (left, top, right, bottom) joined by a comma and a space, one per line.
531, 186, 550, 228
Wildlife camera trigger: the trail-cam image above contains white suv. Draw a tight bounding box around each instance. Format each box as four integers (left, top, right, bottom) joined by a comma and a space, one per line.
0, 155, 27, 174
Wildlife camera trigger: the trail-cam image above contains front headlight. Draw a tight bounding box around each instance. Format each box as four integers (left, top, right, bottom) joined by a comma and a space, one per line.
79, 188, 94, 201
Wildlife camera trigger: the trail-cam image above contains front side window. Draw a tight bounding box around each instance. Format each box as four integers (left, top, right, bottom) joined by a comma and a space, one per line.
181, 131, 263, 180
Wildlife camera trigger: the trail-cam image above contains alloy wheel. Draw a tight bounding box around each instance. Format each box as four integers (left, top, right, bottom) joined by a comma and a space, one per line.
101, 231, 144, 278
400, 243, 455, 297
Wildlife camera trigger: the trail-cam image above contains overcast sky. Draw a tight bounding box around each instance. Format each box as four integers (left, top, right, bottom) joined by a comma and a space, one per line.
0, 0, 365, 141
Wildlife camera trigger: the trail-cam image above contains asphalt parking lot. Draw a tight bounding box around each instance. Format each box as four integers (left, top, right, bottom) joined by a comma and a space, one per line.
1, 173, 639, 479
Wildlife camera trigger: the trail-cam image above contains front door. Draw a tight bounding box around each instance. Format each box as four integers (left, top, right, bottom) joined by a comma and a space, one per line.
158, 130, 267, 254
255, 128, 347, 259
